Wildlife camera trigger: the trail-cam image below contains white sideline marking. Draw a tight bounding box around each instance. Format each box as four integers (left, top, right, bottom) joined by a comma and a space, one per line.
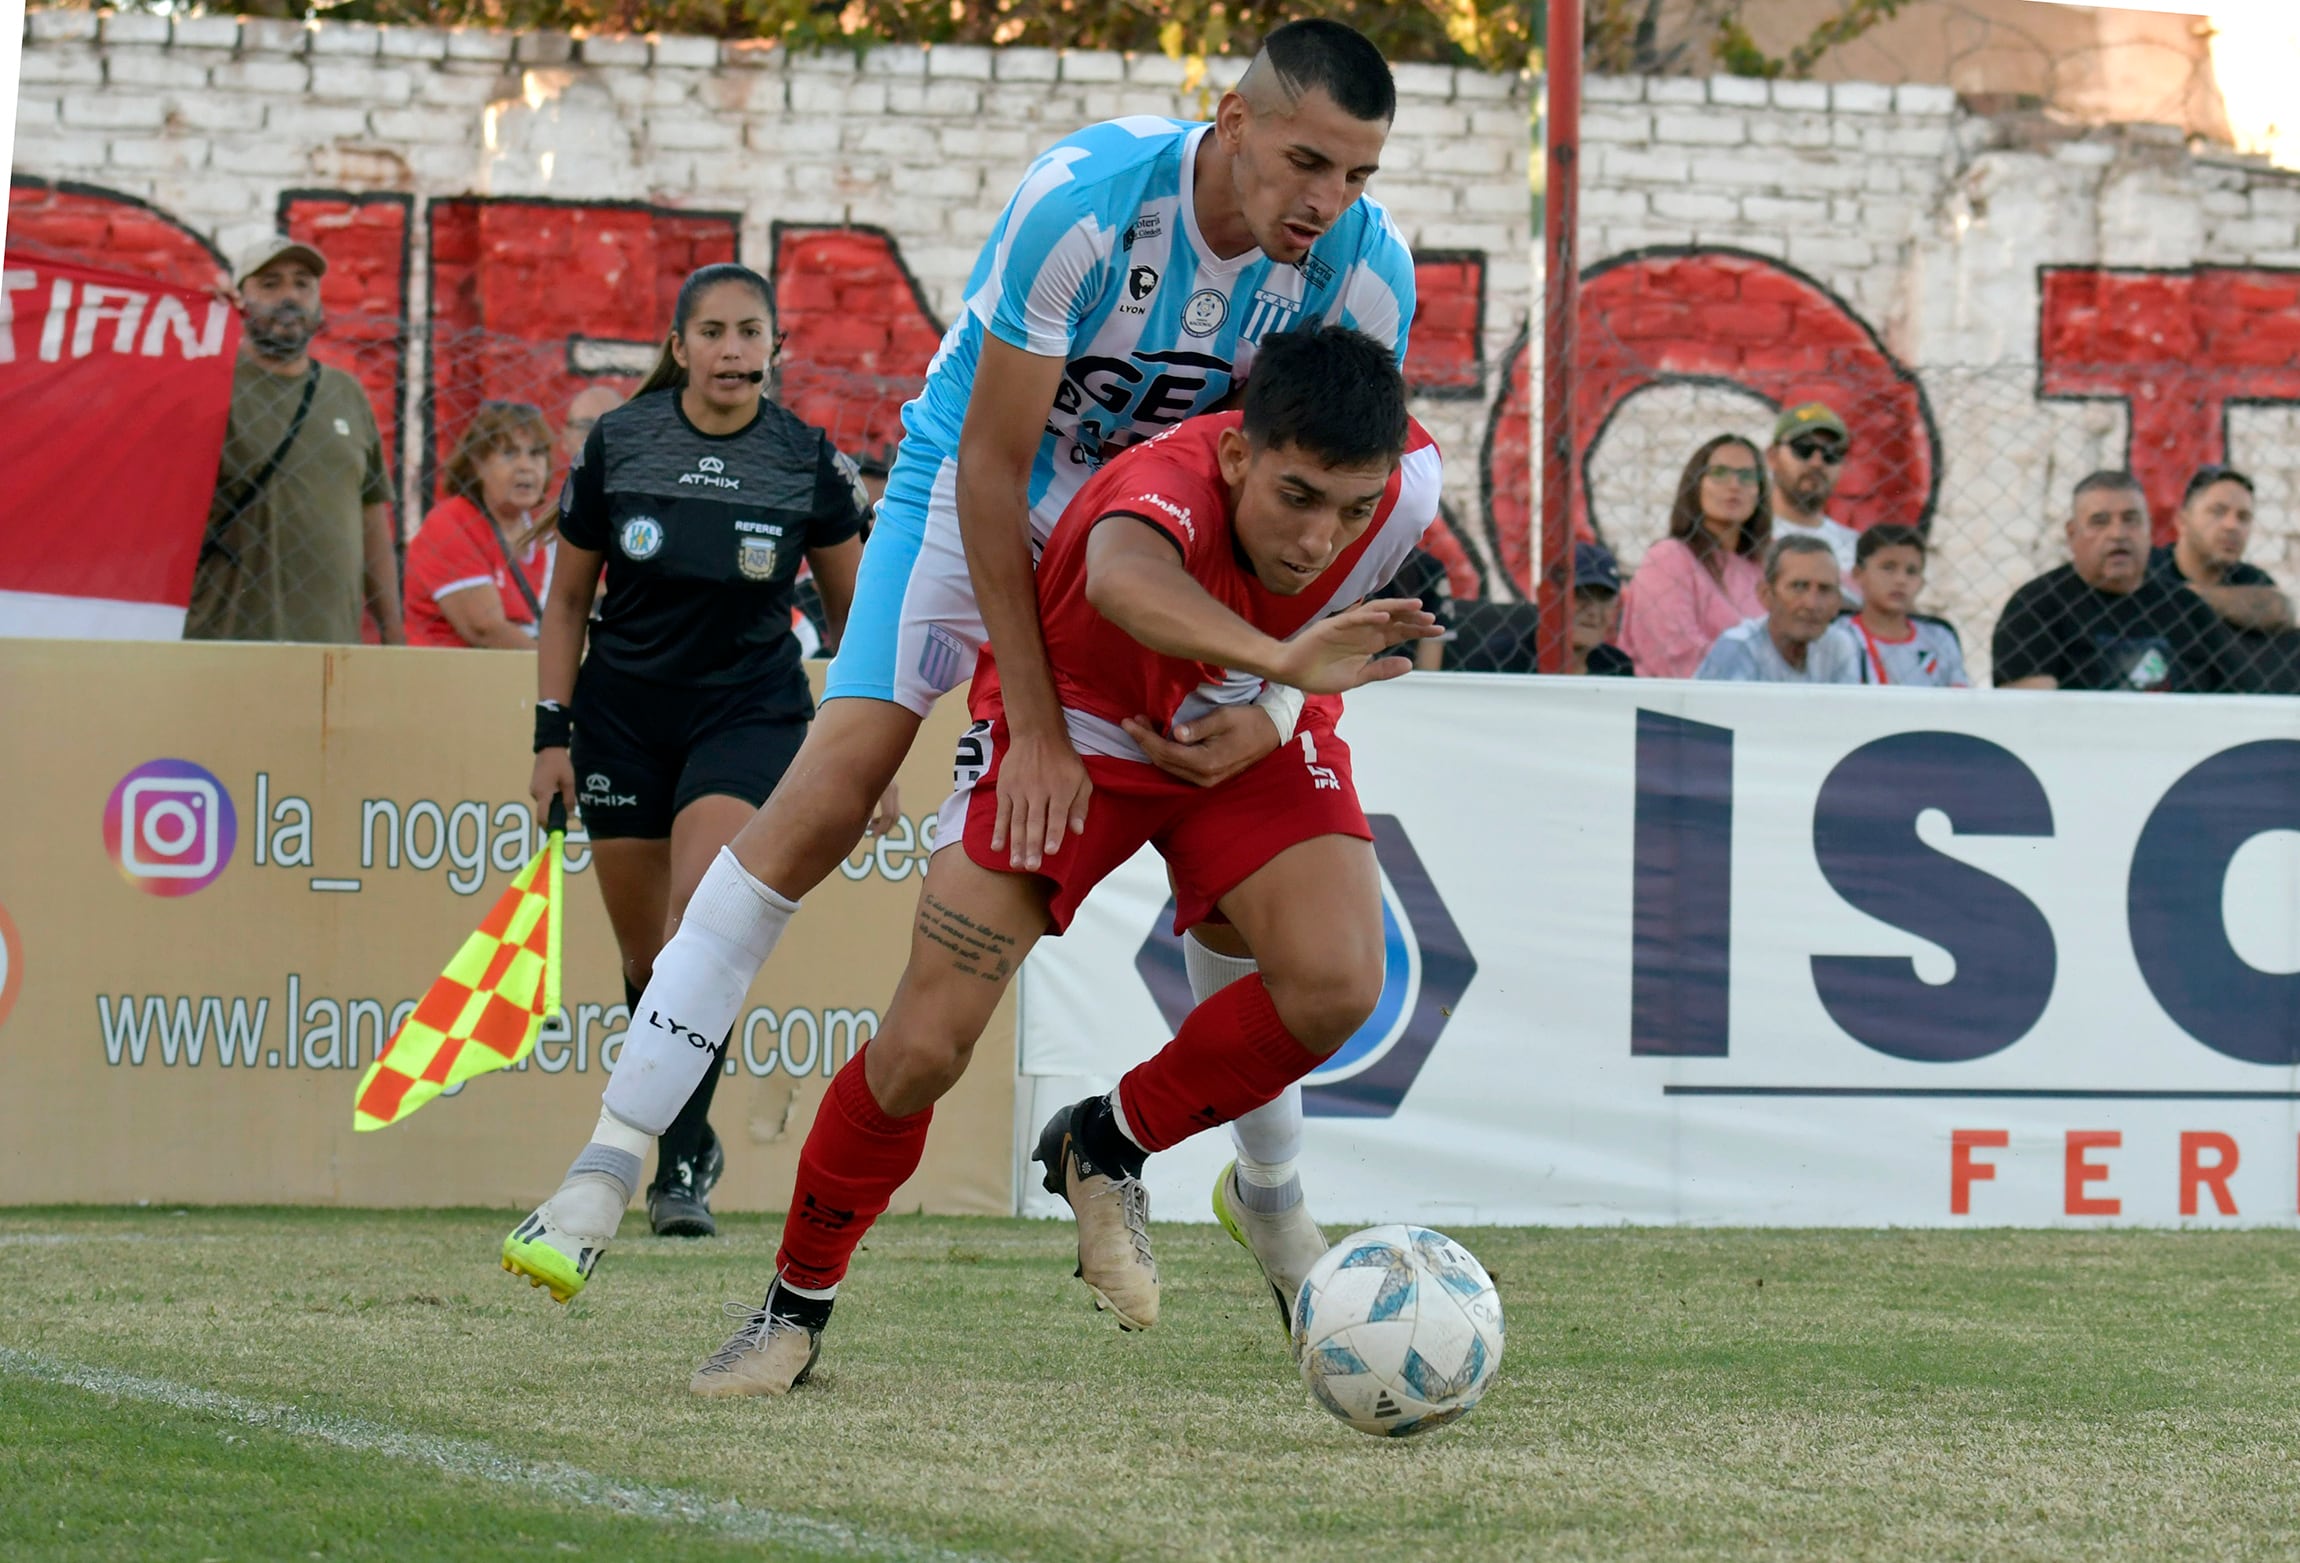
0, 1348, 984, 1563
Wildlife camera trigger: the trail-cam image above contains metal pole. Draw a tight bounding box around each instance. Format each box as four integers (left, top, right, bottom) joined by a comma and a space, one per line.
1537, 0, 1582, 673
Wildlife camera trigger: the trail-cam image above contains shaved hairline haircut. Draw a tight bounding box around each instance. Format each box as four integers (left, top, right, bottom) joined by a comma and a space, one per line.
1235, 18, 1397, 123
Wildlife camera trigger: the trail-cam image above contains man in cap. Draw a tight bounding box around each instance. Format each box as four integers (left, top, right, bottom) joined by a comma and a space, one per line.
187, 235, 402, 644
1565, 540, 1634, 676
1766, 401, 1862, 605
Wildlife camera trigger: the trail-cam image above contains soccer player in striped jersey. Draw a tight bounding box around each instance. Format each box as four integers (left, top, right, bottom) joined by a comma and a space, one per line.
504, 21, 1418, 1320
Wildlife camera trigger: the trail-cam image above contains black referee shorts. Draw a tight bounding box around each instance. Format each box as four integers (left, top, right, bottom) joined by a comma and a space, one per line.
570, 662, 808, 840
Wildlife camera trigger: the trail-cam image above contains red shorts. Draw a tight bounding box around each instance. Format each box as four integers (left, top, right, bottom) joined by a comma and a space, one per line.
935, 709, 1371, 934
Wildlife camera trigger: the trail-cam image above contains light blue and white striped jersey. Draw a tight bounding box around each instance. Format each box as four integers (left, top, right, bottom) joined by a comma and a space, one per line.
903, 116, 1418, 542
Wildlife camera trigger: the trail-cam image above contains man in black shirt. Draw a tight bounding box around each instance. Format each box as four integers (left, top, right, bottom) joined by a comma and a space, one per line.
1993, 469, 2239, 692
2151, 465, 2291, 631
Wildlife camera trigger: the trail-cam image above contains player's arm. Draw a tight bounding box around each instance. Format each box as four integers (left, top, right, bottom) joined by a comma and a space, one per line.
956, 336, 1090, 871
1084, 516, 1437, 694
531, 426, 608, 818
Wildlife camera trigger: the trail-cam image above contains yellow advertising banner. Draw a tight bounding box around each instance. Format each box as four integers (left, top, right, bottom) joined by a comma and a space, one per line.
0, 639, 1011, 1214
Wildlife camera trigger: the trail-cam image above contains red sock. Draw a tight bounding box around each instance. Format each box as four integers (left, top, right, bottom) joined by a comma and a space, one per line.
1115, 975, 1322, 1153
773, 1048, 932, 1292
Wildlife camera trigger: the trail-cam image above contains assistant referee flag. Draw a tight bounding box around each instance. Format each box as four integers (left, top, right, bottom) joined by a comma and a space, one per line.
354, 800, 565, 1130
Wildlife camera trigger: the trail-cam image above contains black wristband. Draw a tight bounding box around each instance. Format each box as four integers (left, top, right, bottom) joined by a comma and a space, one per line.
533, 700, 572, 752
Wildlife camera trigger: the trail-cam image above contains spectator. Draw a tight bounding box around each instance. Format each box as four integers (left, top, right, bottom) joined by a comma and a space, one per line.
187, 235, 403, 644
1696, 535, 1859, 683
1565, 541, 1634, 676
1828, 523, 1969, 686
1617, 433, 1770, 678
1765, 401, 1862, 601
2153, 466, 2292, 632
1371, 544, 1453, 670
1992, 470, 2237, 692
403, 401, 557, 650
560, 386, 625, 472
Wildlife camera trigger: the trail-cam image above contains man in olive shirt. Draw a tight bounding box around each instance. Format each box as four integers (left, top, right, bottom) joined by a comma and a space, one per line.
187, 235, 403, 644
1992, 470, 2237, 692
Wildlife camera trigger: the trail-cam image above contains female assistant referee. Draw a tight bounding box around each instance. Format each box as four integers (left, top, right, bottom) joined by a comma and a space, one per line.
528, 262, 886, 1240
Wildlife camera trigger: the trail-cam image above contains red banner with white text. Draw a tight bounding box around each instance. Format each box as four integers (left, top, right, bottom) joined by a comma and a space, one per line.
0, 254, 239, 639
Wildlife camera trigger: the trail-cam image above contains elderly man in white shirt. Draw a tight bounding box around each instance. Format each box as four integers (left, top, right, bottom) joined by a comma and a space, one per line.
1696, 534, 1860, 683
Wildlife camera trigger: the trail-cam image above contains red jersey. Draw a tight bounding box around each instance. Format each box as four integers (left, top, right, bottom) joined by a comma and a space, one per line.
1012, 411, 1440, 749
402, 497, 553, 649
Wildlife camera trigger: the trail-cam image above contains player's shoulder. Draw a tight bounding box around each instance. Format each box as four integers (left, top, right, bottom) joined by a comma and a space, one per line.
596, 387, 681, 445
1326, 191, 1413, 273
1023, 118, 1195, 211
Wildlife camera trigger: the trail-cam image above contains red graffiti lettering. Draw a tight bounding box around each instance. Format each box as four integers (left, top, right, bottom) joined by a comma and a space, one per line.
6, 178, 226, 290
1408, 251, 1485, 399
2040, 266, 2300, 540
1578, 246, 1937, 552
769, 224, 943, 468
427, 198, 738, 499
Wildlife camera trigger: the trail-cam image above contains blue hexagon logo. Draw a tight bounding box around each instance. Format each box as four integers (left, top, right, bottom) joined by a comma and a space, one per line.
1132, 815, 1476, 1118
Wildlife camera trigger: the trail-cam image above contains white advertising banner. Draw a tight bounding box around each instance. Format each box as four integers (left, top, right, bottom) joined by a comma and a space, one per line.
1018, 677, 2300, 1228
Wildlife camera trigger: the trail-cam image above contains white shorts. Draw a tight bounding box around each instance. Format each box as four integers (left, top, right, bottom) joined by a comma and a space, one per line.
822, 453, 987, 718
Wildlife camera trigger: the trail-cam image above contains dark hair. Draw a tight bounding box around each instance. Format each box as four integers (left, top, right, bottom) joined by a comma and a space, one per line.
1257, 19, 1396, 123
1668, 434, 1771, 563
2183, 464, 2255, 504
2072, 468, 2144, 505
1764, 532, 1836, 584
1240, 323, 1408, 467
1855, 522, 1926, 567
635, 262, 772, 397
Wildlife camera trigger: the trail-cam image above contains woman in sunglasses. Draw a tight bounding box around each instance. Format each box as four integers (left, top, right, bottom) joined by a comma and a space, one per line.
1617, 433, 1773, 678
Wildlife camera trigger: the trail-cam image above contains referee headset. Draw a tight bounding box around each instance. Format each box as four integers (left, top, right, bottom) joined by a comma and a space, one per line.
633, 263, 785, 401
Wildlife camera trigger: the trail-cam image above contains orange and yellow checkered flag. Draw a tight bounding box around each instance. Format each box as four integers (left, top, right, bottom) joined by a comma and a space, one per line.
354, 799, 565, 1130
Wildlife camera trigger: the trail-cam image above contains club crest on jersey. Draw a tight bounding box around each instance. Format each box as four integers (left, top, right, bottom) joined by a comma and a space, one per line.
619, 516, 664, 560
737, 536, 779, 580
1241, 288, 1302, 344
681, 454, 740, 490
1182, 289, 1229, 337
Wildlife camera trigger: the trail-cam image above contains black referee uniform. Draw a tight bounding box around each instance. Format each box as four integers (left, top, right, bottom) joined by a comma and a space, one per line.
557, 386, 870, 1211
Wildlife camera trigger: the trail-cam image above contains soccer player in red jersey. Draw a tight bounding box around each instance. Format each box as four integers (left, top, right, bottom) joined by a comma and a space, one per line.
686, 324, 1441, 1396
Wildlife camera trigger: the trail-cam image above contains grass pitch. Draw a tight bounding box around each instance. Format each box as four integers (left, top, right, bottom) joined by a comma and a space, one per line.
5, 1210, 2300, 1562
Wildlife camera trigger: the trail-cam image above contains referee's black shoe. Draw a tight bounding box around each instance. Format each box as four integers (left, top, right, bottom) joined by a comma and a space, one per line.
648, 1125, 725, 1239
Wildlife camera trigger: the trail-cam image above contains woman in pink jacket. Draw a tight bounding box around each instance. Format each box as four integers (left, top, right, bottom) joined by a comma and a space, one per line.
1618, 434, 1773, 678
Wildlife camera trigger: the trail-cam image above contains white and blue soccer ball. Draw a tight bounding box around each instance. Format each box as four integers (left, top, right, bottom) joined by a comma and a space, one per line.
1292, 1224, 1503, 1438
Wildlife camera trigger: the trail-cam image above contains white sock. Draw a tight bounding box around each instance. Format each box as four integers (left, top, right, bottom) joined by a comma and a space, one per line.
1182, 932, 1307, 1212
1182, 930, 1258, 1002
601, 848, 795, 1134
551, 1107, 650, 1236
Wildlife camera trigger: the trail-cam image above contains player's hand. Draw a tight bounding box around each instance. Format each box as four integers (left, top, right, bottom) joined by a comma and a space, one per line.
991, 726, 1092, 872
1269, 598, 1442, 694
529, 747, 578, 821
1122, 705, 1280, 789
866, 781, 902, 838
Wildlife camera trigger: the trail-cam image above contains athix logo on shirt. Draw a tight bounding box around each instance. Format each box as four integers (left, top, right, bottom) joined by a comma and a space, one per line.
103, 758, 237, 897
1133, 816, 1476, 1118
681, 455, 740, 490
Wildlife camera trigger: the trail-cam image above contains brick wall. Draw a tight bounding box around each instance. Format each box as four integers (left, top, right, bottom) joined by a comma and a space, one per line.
14, 15, 2300, 663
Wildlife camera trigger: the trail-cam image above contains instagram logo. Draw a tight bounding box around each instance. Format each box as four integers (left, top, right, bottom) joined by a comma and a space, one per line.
103, 759, 237, 896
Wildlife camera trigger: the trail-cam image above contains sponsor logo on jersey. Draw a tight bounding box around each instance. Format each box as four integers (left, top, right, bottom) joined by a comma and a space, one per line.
1128, 266, 1159, 301
680, 454, 740, 489
1129, 492, 1196, 541
1299, 253, 1335, 292
619, 516, 664, 559
737, 536, 780, 580
1134, 815, 1476, 1119
1120, 212, 1162, 250
1241, 288, 1302, 344
1182, 289, 1229, 337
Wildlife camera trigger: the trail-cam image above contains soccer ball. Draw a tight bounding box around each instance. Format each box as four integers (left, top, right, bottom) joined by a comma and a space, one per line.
1292, 1224, 1503, 1438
